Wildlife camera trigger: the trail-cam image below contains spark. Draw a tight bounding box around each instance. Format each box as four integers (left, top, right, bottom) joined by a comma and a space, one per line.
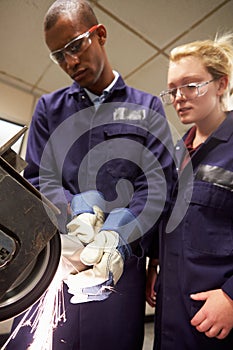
0, 308, 32, 349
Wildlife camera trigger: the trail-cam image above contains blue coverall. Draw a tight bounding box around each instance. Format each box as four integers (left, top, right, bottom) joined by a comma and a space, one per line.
155, 111, 233, 350
8, 75, 174, 350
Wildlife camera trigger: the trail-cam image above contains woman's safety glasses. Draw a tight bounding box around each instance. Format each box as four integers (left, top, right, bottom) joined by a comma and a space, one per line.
160, 79, 215, 105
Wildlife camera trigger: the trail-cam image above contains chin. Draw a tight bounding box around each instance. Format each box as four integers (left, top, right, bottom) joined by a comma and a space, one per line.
180, 117, 193, 125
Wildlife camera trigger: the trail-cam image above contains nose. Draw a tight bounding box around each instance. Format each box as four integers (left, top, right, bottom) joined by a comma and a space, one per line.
64, 52, 80, 68
174, 88, 186, 102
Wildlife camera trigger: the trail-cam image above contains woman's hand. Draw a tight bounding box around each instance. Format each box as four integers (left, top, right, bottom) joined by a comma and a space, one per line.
191, 289, 233, 339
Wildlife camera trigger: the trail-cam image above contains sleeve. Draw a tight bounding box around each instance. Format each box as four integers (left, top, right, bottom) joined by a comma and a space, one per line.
70, 190, 105, 216
222, 276, 233, 300
24, 97, 73, 232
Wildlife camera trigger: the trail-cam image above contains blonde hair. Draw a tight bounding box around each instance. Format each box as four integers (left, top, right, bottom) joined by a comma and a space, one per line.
170, 32, 233, 111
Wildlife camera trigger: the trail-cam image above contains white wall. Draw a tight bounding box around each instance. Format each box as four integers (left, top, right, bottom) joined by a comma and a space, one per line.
0, 82, 37, 157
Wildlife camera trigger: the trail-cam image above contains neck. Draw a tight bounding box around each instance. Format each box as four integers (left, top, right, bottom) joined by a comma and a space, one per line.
88, 62, 115, 96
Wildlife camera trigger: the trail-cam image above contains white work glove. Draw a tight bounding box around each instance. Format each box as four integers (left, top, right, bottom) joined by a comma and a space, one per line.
60, 234, 87, 276
66, 205, 104, 245
80, 230, 124, 284
64, 230, 124, 303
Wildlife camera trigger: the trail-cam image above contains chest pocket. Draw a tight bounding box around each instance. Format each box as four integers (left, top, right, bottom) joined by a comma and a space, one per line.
103, 124, 147, 179
184, 181, 233, 256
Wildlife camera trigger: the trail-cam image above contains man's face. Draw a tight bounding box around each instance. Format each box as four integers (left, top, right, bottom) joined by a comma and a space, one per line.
45, 15, 106, 92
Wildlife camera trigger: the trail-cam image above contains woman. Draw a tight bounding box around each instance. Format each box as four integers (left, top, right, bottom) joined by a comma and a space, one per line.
147, 32, 233, 349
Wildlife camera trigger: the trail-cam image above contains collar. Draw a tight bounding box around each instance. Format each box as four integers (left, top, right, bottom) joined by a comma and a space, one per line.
184, 126, 196, 149
85, 70, 119, 102
175, 111, 233, 170
68, 71, 121, 100
181, 111, 233, 147
210, 111, 233, 141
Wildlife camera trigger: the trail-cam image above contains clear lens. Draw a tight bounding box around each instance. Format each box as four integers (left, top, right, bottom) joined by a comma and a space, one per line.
50, 51, 64, 64
180, 84, 198, 100
66, 36, 87, 54
50, 36, 91, 64
160, 80, 214, 105
160, 92, 174, 105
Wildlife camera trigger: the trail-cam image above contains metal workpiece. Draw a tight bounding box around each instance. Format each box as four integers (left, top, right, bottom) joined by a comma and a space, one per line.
0, 130, 61, 321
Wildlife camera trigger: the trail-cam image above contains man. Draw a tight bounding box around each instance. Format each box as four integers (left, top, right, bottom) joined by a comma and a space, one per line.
8, 1, 174, 349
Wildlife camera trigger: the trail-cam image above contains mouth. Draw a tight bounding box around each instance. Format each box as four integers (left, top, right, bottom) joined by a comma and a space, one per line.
72, 68, 87, 81
177, 106, 192, 116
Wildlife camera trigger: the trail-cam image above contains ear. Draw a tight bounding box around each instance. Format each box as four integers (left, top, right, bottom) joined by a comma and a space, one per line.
96, 24, 107, 46
216, 75, 228, 96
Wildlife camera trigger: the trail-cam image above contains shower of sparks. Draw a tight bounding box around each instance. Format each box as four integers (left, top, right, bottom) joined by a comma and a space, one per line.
1, 256, 73, 350
0, 252, 115, 350
28, 257, 67, 350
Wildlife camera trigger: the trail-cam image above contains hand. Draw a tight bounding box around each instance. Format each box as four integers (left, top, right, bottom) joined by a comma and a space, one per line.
80, 230, 124, 284
60, 234, 88, 276
146, 260, 158, 307
190, 289, 233, 339
64, 268, 114, 303
66, 205, 104, 245
64, 230, 124, 303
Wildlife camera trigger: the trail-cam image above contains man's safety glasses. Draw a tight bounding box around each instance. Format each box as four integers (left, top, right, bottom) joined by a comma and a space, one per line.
49, 24, 100, 64
160, 79, 215, 105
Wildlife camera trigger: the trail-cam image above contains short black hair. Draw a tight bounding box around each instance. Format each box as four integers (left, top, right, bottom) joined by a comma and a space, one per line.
44, 0, 98, 31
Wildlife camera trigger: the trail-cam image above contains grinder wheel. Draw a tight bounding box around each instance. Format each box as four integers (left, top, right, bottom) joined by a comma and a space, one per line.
0, 232, 61, 322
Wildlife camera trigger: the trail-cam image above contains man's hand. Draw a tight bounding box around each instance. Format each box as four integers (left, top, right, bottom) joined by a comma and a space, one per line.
190, 289, 233, 339
60, 234, 88, 276
64, 230, 124, 303
80, 230, 124, 284
66, 205, 104, 245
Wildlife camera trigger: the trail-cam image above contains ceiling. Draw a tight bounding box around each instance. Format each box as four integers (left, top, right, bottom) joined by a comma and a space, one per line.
0, 0, 233, 139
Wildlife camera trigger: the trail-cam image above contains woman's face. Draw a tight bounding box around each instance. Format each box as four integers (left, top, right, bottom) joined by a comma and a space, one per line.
167, 56, 220, 126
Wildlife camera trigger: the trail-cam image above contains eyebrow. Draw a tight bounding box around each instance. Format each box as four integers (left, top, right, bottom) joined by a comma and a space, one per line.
168, 77, 204, 88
